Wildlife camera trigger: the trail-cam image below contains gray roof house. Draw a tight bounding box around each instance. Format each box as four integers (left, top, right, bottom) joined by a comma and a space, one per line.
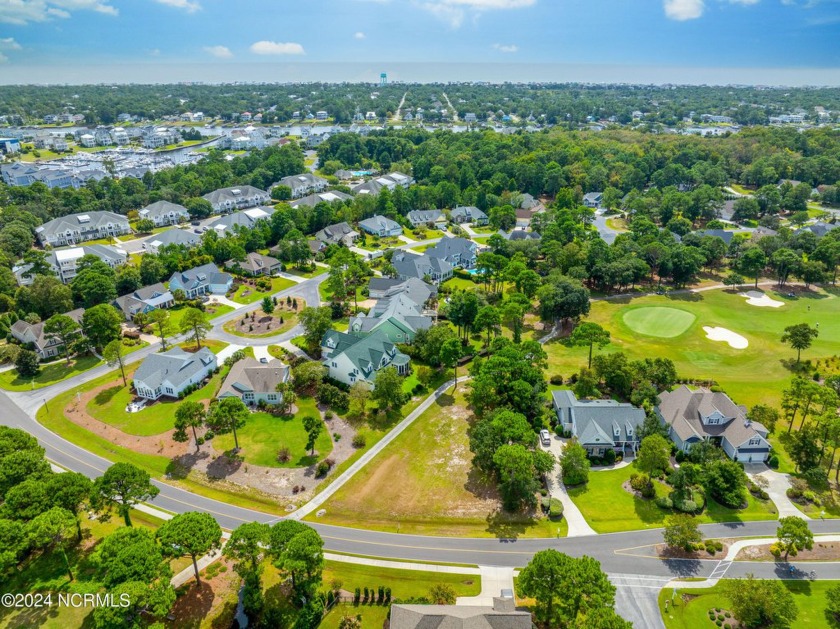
133, 346, 217, 401
368, 277, 437, 303
202, 185, 270, 214
392, 251, 453, 284
348, 278, 434, 343
145, 228, 201, 254
498, 229, 541, 242
290, 190, 353, 209
138, 201, 190, 227
10, 308, 85, 360
273, 173, 328, 198
450, 206, 488, 225
36, 211, 131, 247
656, 385, 770, 463
168, 263, 233, 299
217, 357, 290, 407
209, 206, 275, 236
406, 209, 446, 228
321, 328, 410, 386
358, 215, 402, 237
797, 222, 837, 238
426, 237, 478, 269
13, 244, 128, 286
315, 222, 359, 247
390, 594, 530, 629
351, 171, 414, 196
225, 252, 281, 277
693, 228, 737, 246
552, 390, 646, 457
113, 283, 175, 320
583, 192, 603, 208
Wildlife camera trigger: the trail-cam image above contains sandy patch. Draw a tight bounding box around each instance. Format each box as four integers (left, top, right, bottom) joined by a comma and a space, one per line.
739, 290, 784, 308
703, 326, 748, 349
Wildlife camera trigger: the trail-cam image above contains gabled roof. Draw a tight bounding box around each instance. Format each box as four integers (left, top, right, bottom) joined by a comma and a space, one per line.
390, 603, 531, 629
36, 211, 129, 240
552, 390, 645, 447
322, 328, 406, 376
209, 207, 274, 232
315, 221, 358, 244
138, 200, 189, 220
226, 252, 280, 274
169, 263, 231, 289
134, 346, 216, 390
407, 209, 444, 224
275, 172, 328, 190
148, 228, 201, 249
426, 237, 477, 262
359, 215, 401, 233
498, 229, 540, 241
450, 206, 488, 222
11, 308, 85, 351
392, 252, 452, 280
202, 185, 268, 206
290, 191, 353, 209
218, 358, 290, 398
114, 282, 173, 317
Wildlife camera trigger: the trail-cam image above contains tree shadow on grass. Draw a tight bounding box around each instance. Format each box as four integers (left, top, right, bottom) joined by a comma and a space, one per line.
666, 291, 704, 303
169, 581, 216, 629
464, 466, 499, 501
435, 393, 455, 408
92, 384, 123, 406
485, 509, 529, 540
0, 603, 60, 629
206, 453, 243, 480
167, 450, 211, 480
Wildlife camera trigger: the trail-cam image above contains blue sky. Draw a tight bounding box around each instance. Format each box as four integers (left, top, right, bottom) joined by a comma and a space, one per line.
1, 0, 839, 81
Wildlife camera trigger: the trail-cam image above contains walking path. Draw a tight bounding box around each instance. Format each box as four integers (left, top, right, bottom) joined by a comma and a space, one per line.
456, 566, 516, 606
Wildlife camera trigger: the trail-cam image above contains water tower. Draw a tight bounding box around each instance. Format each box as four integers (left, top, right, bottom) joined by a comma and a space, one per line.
380, 72, 387, 87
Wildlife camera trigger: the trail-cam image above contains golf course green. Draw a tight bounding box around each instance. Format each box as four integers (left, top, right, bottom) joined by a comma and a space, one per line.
622, 306, 697, 338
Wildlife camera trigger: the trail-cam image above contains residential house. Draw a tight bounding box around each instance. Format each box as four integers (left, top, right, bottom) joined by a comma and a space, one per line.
450, 206, 488, 225
321, 328, 411, 386
692, 228, 737, 246
392, 251, 453, 284
168, 263, 233, 298
79, 134, 96, 148
390, 594, 530, 629
583, 192, 603, 208
36, 211, 131, 247
209, 207, 275, 236
10, 308, 85, 360
348, 277, 436, 343
145, 228, 201, 254
406, 209, 446, 229
113, 283, 175, 320
426, 237, 477, 269
797, 222, 837, 238
0, 138, 21, 154
464, 113, 478, 123
498, 229, 541, 242
315, 111, 328, 121
290, 190, 353, 209
110, 128, 130, 145
273, 173, 329, 198
314, 222, 359, 247
552, 390, 646, 457
202, 185, 271, 214
351, 172, 414, 196
217, 358, 290, 406
138, 201, 190, 227
133, 347, 217, 401
13, 244, 127, 285
225, 252, 281, 277
358, 215, 402, 237
656, 386, 771, 463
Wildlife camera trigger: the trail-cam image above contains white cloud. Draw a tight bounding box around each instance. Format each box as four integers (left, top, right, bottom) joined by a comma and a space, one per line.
728, 0, 760, 4
663, 0, 704, 20
492, 43, 518, 53
149, 48, 161, 56
0, 0, 118, 25
415, 0, 535, 27
203, 45, 233, 58
249, 40, 306, 56
0, 38, 22, 50
354, 31, 366, 39
154, 0, 201, 13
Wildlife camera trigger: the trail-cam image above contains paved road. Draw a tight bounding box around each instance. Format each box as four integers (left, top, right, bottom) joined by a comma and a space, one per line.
593, 208, 624, 244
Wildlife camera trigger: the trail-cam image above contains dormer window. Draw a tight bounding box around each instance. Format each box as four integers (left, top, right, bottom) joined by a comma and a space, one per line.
749, 437, 760, 446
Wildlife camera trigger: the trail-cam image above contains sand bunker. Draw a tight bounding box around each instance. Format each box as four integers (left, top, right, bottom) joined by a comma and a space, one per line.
739, 290, 784, 308
703, 326, 749, 349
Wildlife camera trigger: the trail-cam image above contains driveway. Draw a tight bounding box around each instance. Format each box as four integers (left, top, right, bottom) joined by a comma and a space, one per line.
745, 465, 809, 519
540, 435, 597, 537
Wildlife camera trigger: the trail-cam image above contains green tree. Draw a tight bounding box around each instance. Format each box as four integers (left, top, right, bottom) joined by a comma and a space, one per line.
704, 459, 747, 508
748, 404, 780, 434
501, 300, 526, 344
776, 516, 813, 561
82, 304, 122, 351
281, 527, 324, 596
299, 305, 333, 353
663, 513, 702, 551
261, 295, 274, 314
43, 314, 81, 364
439, 338, 463, 389
27, 507, 78, 581
636, 434, 671, 476
173, 400, 206, 452
147, 308, 172, 350
492, 444, 554, 511
302, 415, 323, 457
179, 307, 211, 349
95, 526, 171, 587
722, 575, 797, 629
517, 550, 624, 628
157, 512, 222, 584
92, 580, 176, 629
47, 472, 93, 541
826, 584, 840, 622
94, 462, 160, 527
348, 382, 371, 419
206, 397, 249, 452
429, 584, 457, 605
103, 339, 128, 387
474, 305, 501, 347
3, 478, 52, 521
569, 322, 611, 369
560, 440, 590, 486
372, 366, 405, 412
224, 521, 270, 579
0, 518, 28, 575
781, 323, 819, 363
14, 348, 40, 378
737, 247, 767, 288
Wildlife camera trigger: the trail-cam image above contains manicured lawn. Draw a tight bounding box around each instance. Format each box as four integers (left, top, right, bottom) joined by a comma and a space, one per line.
605, 217, 629, 231
313, 385, 568, 538
622, 306, 697, 338
659, 580, 838, 629
86, 366, 225, 436
567, 465, 776, 534
0, 354, 102, 391
167, 303, 234, 332
729, 183, 754, 195
545, 287, 840, 409
176, 339, 229, 354
283, 266, 327, 279
441, 276, 478, 292
230, 277, 295, 305
213, 397, 332, 467
318, 560, 480, 629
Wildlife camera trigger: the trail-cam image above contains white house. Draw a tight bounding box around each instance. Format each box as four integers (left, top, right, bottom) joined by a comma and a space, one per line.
133, 347, 217, 401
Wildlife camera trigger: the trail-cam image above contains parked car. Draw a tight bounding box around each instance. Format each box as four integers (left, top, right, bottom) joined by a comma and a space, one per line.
540, 429, 551, 446
191, 221, 200, 226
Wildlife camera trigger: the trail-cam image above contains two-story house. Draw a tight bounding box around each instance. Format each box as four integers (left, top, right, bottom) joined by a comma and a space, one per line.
552, 390, 646, 457
202, 186, 271, 214
36, 211, 131, 247
10, 308, 85, 360
425, 237, 477, 269
168, 263, 233, 298
321, 328, 410, 387
358, 215, 402, 238
392, 251, 453, 284
113, 283, 175, 320
138, 201, 190, 227
272, 173, 329, 198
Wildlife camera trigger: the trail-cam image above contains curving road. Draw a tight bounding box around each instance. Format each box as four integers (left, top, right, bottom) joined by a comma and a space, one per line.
3, 272, 840, 586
